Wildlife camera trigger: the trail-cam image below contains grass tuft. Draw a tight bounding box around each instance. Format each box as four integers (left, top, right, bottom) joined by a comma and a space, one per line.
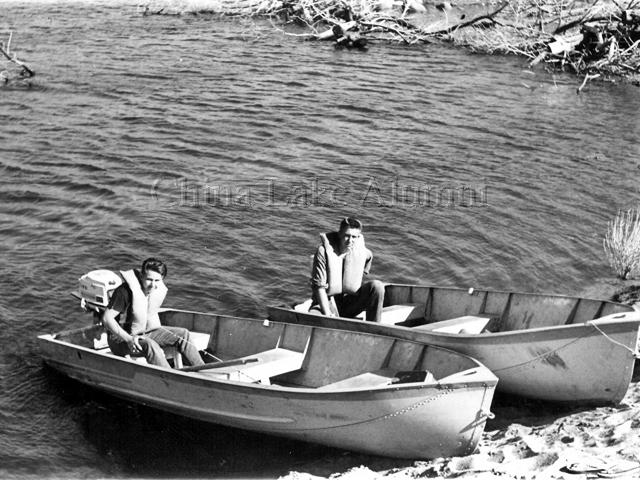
604, 207, 640, 280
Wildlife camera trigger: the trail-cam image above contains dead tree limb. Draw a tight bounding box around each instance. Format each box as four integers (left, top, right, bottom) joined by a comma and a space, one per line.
577, 72, 600, 92
360, 21, 411, 43
0, 33, 35, 79
425, 1, 510, 36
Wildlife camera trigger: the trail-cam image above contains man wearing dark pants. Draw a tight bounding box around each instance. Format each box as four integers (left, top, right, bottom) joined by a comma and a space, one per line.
310, 217, 385, 322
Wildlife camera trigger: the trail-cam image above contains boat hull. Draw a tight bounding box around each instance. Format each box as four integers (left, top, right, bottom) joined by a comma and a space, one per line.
38, 328, 495, 459
269, 286, 640, 405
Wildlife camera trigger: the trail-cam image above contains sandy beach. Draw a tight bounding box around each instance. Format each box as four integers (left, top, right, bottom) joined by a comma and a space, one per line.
282, 366, 640, 480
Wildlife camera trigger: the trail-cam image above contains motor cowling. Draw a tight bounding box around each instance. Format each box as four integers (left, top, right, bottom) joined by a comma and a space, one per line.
77, 269, 123, 312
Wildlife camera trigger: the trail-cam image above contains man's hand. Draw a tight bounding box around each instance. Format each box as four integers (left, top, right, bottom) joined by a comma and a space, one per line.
127, 334, 142, 354
314, 286, 335, 317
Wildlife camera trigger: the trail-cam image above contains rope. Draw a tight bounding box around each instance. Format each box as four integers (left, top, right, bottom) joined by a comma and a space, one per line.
587, 321, 640, 358
492, 321, 639, 373
491, 331, 591, 373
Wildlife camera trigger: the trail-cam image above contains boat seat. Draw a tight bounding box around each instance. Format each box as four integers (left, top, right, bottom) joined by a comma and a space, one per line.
354, 303, 424, 324
295, 299, 423, 325
164, 331, 212, 368
379, 303, 424, 325
196, 347, 306, 384
93, 331, 109, 349
189, 332, 212, 351
317, 369, 435, 391
126, 354, 149, 365
412, 315, 492, 334
317, 369, 398, 391
293, 299, 313, 312
157, 346, 184, 368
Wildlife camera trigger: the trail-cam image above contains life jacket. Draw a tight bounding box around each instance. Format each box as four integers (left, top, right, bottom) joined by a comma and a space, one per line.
120, 269, 167, 335
321, 231, 370, 296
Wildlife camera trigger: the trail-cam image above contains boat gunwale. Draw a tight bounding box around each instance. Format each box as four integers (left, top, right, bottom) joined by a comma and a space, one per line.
269, 282, 640, 341
383, 283, 637, 312
148, 308, 501, 370
47, 308, 505, 357
267, 306, 640, 343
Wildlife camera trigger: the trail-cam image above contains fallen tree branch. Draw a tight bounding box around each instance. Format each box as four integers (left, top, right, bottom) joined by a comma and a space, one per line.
554, 14, 613, 35
0, 32, 35, 80
426, 1, 510, 36
360, 21, 411, 43
577, 72, 600, 92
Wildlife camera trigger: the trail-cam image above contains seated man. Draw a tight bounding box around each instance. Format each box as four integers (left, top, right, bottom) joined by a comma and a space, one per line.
310, 217, 385, 322
102, 257, 204, 368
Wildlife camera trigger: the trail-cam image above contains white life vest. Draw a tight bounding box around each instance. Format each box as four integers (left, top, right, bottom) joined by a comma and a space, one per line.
120, 269, 167, 334
321, 232, 369, 296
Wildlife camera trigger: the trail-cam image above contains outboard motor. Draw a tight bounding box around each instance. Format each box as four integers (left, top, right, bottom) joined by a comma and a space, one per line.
72, 270, 122, 349
76, 269, 123, 318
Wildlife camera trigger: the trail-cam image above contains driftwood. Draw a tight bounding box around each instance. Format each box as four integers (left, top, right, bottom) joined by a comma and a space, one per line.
577, 72, 601, 91
0, 32, 34, 85
140, 0, 640, 82
449, 1, 640, 83
424, 2, 510, 36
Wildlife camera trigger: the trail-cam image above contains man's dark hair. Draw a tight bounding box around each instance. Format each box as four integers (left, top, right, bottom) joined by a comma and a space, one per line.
339, 217, 363, 232
141, 257, 167, 278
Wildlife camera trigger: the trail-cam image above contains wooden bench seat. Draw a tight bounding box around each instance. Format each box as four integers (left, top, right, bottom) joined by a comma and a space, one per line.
294, 299, 424, 325
189, 331, 211, 351
317, 369, 397, 391
317, 369, 435, 391
196, 347, 306, 384
355, 303, 424, 324
379, 303, 424, 325
412, 315, 492, 334
93, 331, 109, 350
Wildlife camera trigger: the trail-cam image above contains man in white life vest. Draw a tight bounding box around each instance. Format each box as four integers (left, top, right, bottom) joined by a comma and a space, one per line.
310, 217, 385, 322
101, 258, 205, 368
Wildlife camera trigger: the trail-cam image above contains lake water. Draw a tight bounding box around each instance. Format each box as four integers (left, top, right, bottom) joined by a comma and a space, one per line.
1, 0, 639, 478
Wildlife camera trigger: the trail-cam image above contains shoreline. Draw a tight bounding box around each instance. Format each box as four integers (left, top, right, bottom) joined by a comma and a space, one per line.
281, 378, 640, 479
137, 0, 640, 86
4, 0, 639, 85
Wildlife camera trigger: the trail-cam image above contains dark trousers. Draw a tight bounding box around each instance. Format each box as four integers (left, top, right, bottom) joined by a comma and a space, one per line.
335, 280, 385, 323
